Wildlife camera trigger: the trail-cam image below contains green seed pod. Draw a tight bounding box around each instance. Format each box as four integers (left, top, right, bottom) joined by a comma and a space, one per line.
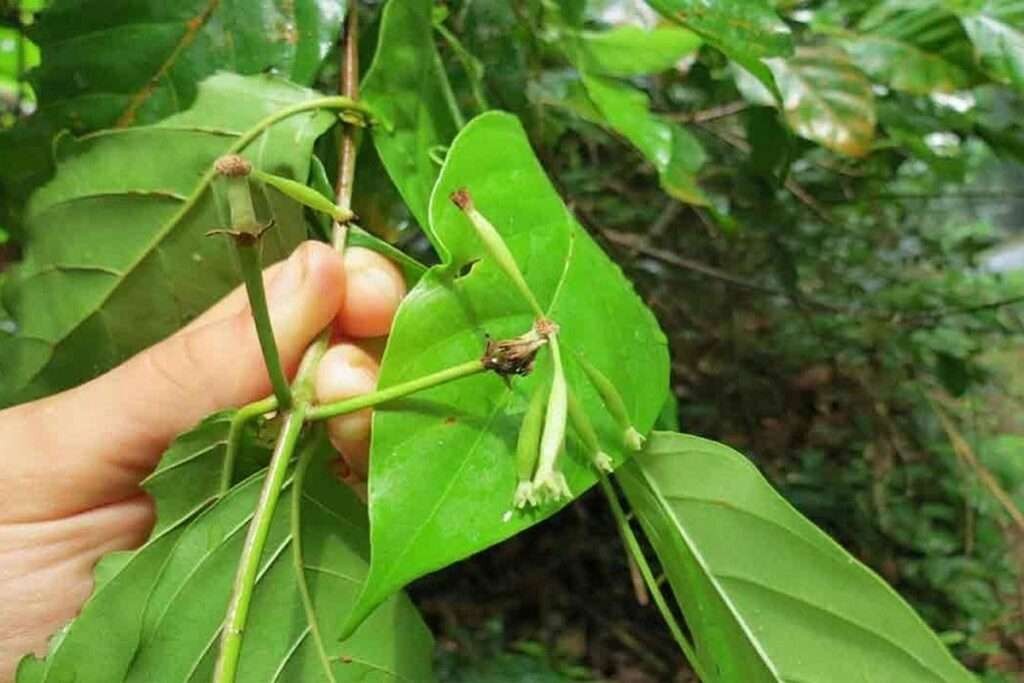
532, 334, 572, 503
450, 187, 544, 317
252, 169, 354, 223
516, 381, 548, 482
567, 389, 614, 473
578, 355, 646, 451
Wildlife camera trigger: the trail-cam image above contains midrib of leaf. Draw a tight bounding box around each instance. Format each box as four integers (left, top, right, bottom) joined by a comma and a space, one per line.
372, 391, 515, 590
179, 533, 293, 683
636, 465, 784, 680
647, 463, 961, 683
114, 0, 221, 127
370, 227, 582, 592
17, 96, 335, 389
714, 574, 951, 682
291, 444, 337, 683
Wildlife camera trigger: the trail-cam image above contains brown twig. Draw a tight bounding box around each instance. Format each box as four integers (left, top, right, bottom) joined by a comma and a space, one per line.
333, 7, 360, 248
667, 100, 749, 124
930, 394, 1024, 536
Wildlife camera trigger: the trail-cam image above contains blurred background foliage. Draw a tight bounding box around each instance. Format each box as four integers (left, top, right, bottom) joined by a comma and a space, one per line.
2, 0, 1023, 680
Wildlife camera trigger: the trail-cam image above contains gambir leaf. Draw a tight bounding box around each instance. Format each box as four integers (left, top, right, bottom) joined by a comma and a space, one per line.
342, 111, 669, 633
644, 0, 792, 92
765, 46, 876, 157
16, 412, 271, 681
18, 423, 434, 682
578, 25, 702, 77
362, 0, 460, 231
956, 0, 1024, 91
845, 3, 975, 94
617, 431, 976, 683
0, 73, 333, 407
0, 0, 344, 233
579, 73, 708, 205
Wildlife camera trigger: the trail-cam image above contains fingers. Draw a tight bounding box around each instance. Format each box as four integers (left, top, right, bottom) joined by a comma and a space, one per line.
0, 242, 346, 522
315, 344, 378, 484
337, 247, 406, 338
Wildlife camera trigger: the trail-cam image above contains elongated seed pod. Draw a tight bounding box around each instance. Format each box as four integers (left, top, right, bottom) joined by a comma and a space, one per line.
578, 355, 645, 451
567, 389, 614, 473
531, 334, 572, 502
252, 169, 354, 222
516, 382, 548, 482
450, 187, 544, 317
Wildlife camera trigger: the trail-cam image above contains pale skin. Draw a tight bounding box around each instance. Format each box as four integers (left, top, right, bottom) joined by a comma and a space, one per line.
0, 242, 407, 681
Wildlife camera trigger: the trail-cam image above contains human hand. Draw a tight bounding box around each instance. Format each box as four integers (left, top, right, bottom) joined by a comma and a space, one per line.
0, 241, 406, 680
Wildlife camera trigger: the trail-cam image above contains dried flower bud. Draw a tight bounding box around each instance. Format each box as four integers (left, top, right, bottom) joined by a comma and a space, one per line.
483, 328, 547, 377
214, 154, 252, 177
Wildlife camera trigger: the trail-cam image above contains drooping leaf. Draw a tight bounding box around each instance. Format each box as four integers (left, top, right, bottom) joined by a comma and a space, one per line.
0, 0, 344, 233
361, 0, 461, 231
764, 46, 876, 157
617, 431, 977, 683
956, 0, 1024, 91
18, 421, 434, 682
577, 25, 702, 77
644, 0, 792, 92
0, 73, 334, 407
343, 111, 669, 632
579, 73, 708, 205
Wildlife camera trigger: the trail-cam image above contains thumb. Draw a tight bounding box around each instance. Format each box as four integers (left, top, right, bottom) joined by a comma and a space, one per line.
115, 240, 346, 452
0, 241, 345, 522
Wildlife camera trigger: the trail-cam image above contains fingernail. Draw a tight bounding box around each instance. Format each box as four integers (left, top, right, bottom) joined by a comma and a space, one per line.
346, 252, 404, 308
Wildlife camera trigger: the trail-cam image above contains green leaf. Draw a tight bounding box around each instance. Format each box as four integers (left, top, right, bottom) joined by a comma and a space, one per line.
843, 36, 971, 94
644, 0, 792, 92
18, 421, 434, 682
956, 0, 1024, 91
343, 111, 669, 632
362, 0, 461, 230
765, 46, 877, 157
16, 412, 268, 681
579, 73, 708, 205
577, 25, 702, 77
0, 0, 344, 233
0, 73, 333, 406
617, 431, 977, 683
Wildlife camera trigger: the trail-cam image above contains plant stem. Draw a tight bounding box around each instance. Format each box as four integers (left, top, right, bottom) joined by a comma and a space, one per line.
335, 8, 360, 219
214, 405, 307, 683
221, 395, 278, 494
306, 359, 486, 421
236, 242, 293, 410
290, 432, 337, 683
598, 476, 708, 680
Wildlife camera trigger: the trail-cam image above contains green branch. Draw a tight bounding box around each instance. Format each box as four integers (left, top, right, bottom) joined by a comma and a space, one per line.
290, 432, 337, 682
221, 396, 278, 494
214, 405, 307, 683
306, 359, 486, 421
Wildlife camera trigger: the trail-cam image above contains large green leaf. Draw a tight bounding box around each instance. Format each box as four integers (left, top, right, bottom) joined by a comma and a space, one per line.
577, 25, 702, 77
0, 0, 344, 232
0, 73, 333, 406
845, 2, 974, 94
18, 421, 434, 682
579, 73, 707, 205
765, 46, 876, 158
362, 0, 460, 231
644, 0, 792, 91
343, 111, 669, 632
956, 0, 1024, 91
617, 432, 976, 683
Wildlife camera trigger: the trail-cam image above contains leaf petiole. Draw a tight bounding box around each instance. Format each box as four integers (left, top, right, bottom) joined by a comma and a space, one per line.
599, 475, 707, 680
306, 359, 487, 421
221, 395, 278, 494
